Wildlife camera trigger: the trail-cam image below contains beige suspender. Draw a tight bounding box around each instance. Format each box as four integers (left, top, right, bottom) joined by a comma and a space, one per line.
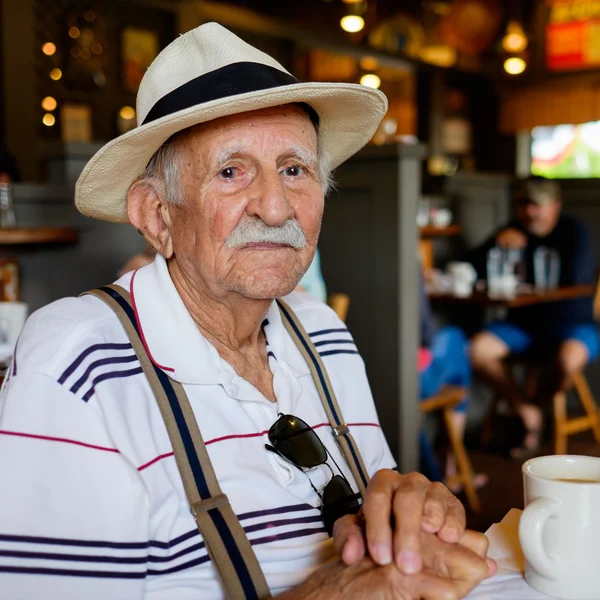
85, 285, 371, 599
276, 300, 370, 498
86, 285, 270, 600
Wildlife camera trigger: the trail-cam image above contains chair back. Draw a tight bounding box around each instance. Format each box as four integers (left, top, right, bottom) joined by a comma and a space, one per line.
327, 293, 350, 322
594, 275, 600, 321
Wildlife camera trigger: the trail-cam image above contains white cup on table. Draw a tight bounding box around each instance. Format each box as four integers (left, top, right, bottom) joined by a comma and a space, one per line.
447, 262, 476, 297
519, 455, 600, 599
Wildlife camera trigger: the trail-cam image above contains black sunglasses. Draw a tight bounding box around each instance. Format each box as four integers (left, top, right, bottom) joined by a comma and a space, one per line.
265, 413, 360, 536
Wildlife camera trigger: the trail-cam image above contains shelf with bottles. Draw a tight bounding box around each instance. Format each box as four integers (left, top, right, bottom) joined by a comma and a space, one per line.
0, 183, 77, 245
0, 227, 78, 245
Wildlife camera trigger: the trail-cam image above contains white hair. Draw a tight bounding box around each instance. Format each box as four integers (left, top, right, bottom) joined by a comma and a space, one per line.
139, 122, 334, 205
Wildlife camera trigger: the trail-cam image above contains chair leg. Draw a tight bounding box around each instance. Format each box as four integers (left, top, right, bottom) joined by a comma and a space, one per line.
554, 392, 567, 455
481, 398, 496, 447
443, 408, 480, 512
573, 372, 600, 443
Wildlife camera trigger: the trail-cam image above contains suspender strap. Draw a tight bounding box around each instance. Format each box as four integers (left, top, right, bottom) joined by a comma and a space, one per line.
84, 285, 271, 600
276, 300, 370, 498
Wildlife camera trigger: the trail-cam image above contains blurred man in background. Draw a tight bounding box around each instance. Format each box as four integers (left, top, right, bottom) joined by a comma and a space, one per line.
469, 176, 598, 457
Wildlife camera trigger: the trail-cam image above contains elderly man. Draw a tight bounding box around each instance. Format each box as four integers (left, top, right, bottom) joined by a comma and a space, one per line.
470, 176, 598, 456
0, 24, 494, 599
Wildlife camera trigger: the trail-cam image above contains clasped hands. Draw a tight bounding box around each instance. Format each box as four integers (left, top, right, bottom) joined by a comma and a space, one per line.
331, 469, 496, 600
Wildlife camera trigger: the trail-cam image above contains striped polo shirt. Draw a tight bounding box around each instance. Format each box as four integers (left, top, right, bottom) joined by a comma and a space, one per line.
0, 254, 395, 599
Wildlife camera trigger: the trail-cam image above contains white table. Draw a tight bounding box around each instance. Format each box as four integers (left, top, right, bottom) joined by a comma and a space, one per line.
466, 509, 555, 599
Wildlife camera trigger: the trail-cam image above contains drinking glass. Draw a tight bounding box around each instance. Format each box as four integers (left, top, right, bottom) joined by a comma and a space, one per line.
534, 246, 561, 291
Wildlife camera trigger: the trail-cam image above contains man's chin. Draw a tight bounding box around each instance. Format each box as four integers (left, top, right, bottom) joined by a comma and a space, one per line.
224, 274, 301, 301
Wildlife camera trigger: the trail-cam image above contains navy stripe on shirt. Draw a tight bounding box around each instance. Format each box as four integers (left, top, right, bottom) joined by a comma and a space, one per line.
0, 503, 325, 579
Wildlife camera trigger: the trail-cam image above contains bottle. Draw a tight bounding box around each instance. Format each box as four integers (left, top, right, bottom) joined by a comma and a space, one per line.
0, 183, 17, 228
548, 249, 561, 290
487, 247, 502, 298
534, 246, 549, 292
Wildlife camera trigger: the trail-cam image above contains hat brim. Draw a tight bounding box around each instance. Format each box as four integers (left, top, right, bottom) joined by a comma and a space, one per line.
75, 82, 387, 223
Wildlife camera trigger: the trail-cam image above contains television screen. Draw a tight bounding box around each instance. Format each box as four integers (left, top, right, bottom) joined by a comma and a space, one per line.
531, 121, 600, 178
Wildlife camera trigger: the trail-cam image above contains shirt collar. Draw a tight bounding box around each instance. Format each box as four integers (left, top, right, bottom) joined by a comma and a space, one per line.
128, 254, 310, 384
262, 300, 311, 378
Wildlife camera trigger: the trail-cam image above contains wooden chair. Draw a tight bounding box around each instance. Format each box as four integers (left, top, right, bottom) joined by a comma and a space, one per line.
420, 385, 481, 512
553, 277, 600, 454
327, 293, 350, 322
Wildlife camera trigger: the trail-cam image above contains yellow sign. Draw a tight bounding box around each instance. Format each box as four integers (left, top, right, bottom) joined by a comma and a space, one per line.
549, 0, 600, 24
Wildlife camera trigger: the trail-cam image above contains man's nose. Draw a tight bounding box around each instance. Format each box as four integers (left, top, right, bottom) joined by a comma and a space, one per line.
246, 169, 294, 227
526, 204, 540, 218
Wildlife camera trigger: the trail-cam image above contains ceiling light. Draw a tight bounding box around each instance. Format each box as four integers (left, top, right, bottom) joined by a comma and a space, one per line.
360, 73, 381, 89
341, 15, 365, 33
119, 106, 136, 120
502, 21, 528, 54
42, 42, 56, 56
42, 113, 56, 126
504, 56, 526, 75
41, 96, 57, 111
49, 68, 62, 81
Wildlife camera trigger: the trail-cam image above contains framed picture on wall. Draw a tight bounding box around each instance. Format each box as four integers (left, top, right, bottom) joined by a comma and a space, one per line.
121, 26, 159, 93
60, 103, 93, 142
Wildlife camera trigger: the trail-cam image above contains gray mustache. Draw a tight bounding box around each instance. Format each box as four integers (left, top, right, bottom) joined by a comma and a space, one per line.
226, 217, 307, 249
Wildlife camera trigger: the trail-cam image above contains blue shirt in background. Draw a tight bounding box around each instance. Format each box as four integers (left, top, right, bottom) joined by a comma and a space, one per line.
298, 248, 327, 303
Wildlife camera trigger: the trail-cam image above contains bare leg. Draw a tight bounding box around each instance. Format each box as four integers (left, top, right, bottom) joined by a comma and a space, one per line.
471, 331, 542, 454
538, 340, 589, 401
470, 332, 523, 409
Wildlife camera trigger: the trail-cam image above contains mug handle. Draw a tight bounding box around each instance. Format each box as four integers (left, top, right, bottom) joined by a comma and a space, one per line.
519, 497, 563, 580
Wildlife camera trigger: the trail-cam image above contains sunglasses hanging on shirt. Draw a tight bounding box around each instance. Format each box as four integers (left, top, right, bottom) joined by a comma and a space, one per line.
265, 413, 360, 536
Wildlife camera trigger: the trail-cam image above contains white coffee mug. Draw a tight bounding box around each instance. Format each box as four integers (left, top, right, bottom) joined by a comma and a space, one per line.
519, 455, 600, 599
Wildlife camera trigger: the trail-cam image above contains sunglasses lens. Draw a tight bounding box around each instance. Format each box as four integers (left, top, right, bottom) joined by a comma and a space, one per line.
321, 475, 360, 537
269, 414, 327, 468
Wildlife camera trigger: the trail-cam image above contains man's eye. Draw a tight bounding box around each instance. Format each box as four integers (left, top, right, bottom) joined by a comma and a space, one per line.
283, 165, 304, 177
219, 167, 236, 179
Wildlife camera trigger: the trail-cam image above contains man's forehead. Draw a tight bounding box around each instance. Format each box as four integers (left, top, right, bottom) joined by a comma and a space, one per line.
187, 105, 317, 145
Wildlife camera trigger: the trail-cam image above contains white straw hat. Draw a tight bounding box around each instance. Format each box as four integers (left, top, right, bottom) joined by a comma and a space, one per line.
75, 22, 388, 223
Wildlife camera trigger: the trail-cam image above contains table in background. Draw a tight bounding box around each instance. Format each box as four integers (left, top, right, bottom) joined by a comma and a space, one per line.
428, 284, 595, 309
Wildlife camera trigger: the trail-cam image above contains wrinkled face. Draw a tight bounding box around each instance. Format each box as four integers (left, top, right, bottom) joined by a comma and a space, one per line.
167, 106, 324, 300
516, 198, 561, 237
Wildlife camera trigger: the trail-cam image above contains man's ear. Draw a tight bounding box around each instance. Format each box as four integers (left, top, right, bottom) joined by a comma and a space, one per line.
127, 181, 174, 258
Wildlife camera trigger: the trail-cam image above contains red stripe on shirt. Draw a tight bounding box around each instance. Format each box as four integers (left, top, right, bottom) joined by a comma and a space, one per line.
130, 269, 175, 373
137, 422, 381, 471
0, 429, 120, 454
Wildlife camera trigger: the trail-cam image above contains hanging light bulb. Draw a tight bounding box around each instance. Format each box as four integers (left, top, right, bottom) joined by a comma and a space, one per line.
360, 73, 381, 89
502, 20, 528, 54
341, 0, 366, 33
341, 15, 364, 32
504, 56, 526, 75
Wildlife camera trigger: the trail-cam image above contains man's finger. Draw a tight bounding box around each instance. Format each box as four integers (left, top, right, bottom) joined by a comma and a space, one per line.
415, 574, 461, 600
443, 543, 490, 585
421, 482, 451, 534
486, 557, 498, 578
362, 480, 394, 566
332, 514, 365, 566
458, 530, 489, 558
391, 472, 431, 574
436, 494, 466, 544
457, 531, 497, 578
